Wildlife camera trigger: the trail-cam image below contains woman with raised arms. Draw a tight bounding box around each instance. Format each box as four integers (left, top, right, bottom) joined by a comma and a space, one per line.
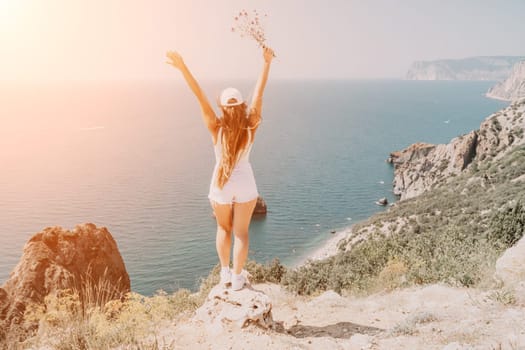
166, 46, 275, 290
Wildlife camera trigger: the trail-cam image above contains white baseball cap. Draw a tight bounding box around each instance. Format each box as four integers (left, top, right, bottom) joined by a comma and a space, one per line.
219, 87, 244, 106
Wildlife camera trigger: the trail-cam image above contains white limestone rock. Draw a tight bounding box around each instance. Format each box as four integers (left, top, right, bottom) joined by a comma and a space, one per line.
495, 236, 525, 286
193, 283, 274, 333
487, 61, 525, 102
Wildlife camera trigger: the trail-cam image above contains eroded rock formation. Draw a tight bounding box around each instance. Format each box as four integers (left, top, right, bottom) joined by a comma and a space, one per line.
0, 223, 130, 344
390, 100, 525, 200
194, 283, 274, 334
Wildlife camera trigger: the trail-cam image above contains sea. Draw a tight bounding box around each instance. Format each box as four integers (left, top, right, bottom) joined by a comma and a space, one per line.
0, 79, 508, 295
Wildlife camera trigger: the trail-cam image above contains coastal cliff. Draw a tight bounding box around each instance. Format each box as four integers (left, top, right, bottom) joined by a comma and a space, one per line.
487, 60, 525, 101
389, 99, 525, 200
406, 56, 524, 81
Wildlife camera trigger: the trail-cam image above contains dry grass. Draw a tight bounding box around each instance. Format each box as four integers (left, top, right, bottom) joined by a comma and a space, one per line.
489, 288, 517, 306
21, 272, 203, 350
389, 311, 438, 336
15, 259, 285, 349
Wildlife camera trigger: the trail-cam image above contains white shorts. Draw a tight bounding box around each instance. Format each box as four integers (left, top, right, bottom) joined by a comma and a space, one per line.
208, 162, 259, 204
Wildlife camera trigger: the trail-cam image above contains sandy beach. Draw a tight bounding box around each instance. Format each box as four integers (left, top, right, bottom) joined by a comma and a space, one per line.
295, 226, 354, 267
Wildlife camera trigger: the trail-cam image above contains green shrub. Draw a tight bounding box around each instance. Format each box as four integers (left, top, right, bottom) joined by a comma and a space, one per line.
24, 287, 197, 349
282, 222, 499, 296
492, 118, 502, 132
245, 258, 286, 284
488, 200, 525, 248
400, 226, 496, 287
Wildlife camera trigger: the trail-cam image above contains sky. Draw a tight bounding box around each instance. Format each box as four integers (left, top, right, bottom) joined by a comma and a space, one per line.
0, 0, 524, 81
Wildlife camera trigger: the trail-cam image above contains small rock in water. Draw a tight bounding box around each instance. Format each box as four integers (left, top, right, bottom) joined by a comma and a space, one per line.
330, 230, 336, 234
253, 196, 267, 216
376, 197, 388, 206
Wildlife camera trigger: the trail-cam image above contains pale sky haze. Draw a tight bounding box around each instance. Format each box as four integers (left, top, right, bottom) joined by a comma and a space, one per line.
0, 0, 524, 81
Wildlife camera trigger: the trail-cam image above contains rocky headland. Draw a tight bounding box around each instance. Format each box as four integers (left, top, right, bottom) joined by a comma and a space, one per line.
406, 56, 524, 81
388, 99, 525, 200
487, 60, 525, 102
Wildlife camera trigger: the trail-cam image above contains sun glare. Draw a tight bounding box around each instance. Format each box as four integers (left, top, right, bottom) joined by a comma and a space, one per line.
0, 0, 21, 29
0, 0, 12, 24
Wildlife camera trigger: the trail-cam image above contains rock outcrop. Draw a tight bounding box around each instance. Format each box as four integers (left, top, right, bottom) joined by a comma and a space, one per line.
406, 56, 525, 81
390, 132, 478, 200
253, 196, 267, 216
390, 99, 525, 200
193, 282, 274, 334
0, 223, 130, 344
495, 235, 525, 287
487, 61, 525, 101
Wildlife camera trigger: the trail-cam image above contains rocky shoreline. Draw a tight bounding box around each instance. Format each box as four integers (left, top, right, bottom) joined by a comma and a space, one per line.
388, 99, 525, 200
297, 98, 525, 269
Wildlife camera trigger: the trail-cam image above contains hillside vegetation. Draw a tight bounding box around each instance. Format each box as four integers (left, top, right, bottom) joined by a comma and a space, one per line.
283, 144, 525, 295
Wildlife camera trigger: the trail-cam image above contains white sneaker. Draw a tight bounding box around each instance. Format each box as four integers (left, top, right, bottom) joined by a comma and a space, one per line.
220, 268, 231, 287
231, 273, 246, 291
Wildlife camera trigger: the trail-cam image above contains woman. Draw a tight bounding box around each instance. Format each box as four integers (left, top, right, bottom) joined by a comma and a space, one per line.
166, 46, 275, 290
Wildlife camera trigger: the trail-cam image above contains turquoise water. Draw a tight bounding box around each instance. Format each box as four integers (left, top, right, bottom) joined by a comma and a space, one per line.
0, 80, 508, 295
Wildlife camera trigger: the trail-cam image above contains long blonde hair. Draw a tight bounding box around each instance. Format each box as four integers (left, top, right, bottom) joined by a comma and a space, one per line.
216, 101, 255, 189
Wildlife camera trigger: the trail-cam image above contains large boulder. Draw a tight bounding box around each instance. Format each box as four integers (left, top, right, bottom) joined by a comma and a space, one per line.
495, 235, 525, 286
0, 223, 130, 344
194, 282, 274, 334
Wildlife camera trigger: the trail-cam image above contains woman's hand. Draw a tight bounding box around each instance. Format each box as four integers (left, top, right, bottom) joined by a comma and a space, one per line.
165, 50, 218, 134
249, 46, 274, 119
263, 47, 275, 63
166, 51, 185, 70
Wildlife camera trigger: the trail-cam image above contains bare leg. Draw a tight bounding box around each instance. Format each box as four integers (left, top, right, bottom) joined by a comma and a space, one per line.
211, 201, 233, 267
232, 199, 257, 274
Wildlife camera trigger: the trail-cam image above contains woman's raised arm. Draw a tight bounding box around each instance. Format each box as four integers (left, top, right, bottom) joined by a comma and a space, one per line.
248, 47, 275, 128
166, 51, 219, 134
